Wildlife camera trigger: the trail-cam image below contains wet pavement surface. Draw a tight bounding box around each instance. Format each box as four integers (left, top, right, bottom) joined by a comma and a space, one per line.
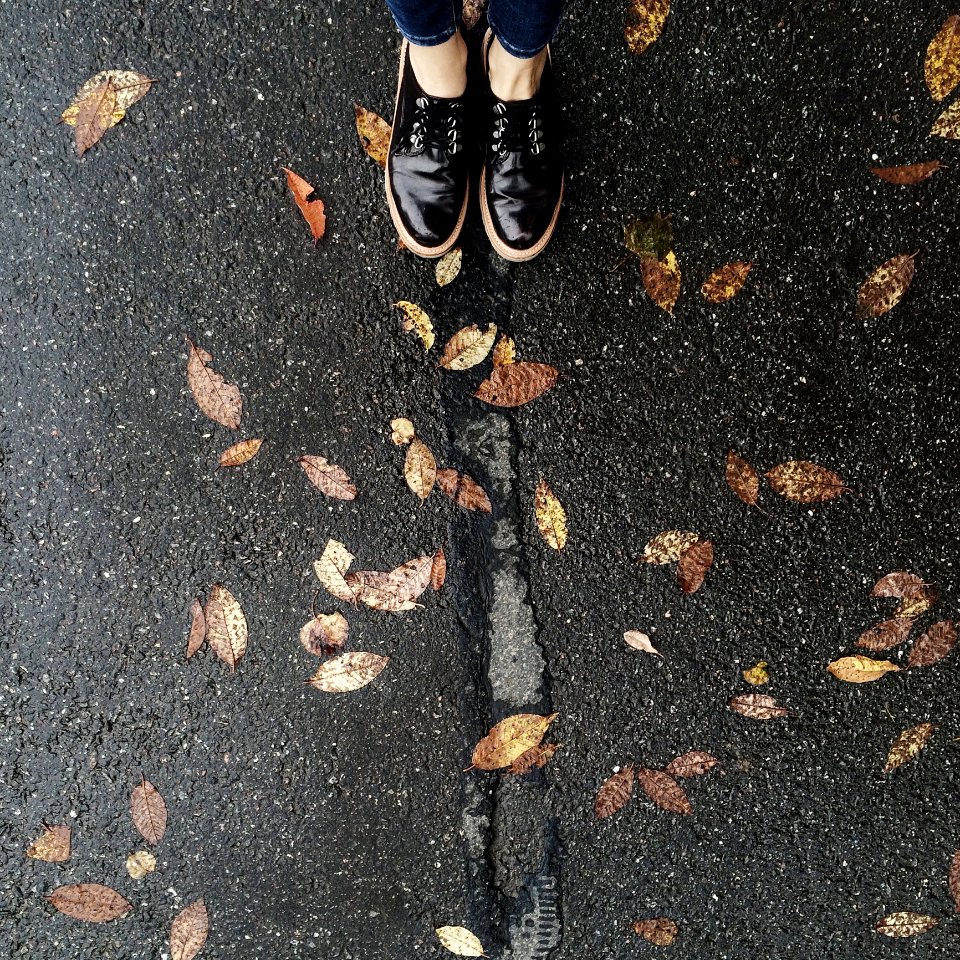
2, 1, 959, 957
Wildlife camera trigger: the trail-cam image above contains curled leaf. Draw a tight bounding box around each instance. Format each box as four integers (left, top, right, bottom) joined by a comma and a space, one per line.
474, 361, 559, 408
126, 850, 156, 879
354, 104, 391, 167
827, 655, 899, 683
185, 337, 242, 430
404, 438, 437, 500
742, 661, 769, 686
765, 460, 848, 503
298, 455, 357, 500
857, 253, 916, 317
26, 824, 71, 862
636, 767, 692, 814
624, 630, 660, 656
470, 713, 557, 771
883, 722, 936, 774
595, 765, 635, 819
390, 417, 415, 446
218, 438, 262, 468
430, 546, 447, 591
395, 300, 435, 352
186, 599, 206, 659
725, 450, 759, 506
131, 775, 167, 845
907, 620, 956, 668
48, 883, 133, 923
438, 323, 496, 370
728, 693, 791, 719
205, 584, 248, 671
534, 479, 567, 550
701, 261, 752, 303
869, 161, 944, 184
677, 539, 713, 594
305, 652, 389, 692
299, 612, 348, 656
283, 167, 326, 242
436, 468, 492, 513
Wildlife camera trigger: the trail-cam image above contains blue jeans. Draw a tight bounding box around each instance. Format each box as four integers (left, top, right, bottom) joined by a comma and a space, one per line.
385, 0, 563, 58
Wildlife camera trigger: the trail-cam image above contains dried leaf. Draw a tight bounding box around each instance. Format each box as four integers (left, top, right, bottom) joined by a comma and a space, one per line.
857, 253, 916, 317
436, 248, 462, 287
893, 586, 938, 619
305, 652, 389, 692
170, 899, 209, 960
492, 335, 516, 367
62, 71, 151, 124
624, 630, 661, 656
869, 161, 944, 184
26, 824, 71, 862
354, 104, 391, 167
677, 539, 713, 594
883, 722, 936, 774
729, 693, 791, 719
185, 337, 242, 430
508, 742, 558, 775
595, 765, 635, 819
390, 417, 415, 446
636, 767, 692, 814
404, 438, 437, 500
462, 0, 486, 29
218, 438, 263, 468
632, 917, 679, 946
534, 479, 567, 550
470, 713, 557, 771
48, 883, 133, 923
299, 612, 348, 656
436, 468, 492, 513
474, 361, 559, 408
701, 261, 752, 302
624, 213, 673, 258
204, 584, 248, 671
925, 15, 960, 101
640, 250, 681, 314
726, 450, 760, 505
298, 455, 357, 500
743, 661, 769, 686
664, 751, 718, 778
186, 599, 206, 659
314, 539, 358, 602
436, 925, 484, 957
625, 0, 670, 55
642, 530, 700, 564
438, 323, 497, 370
131, 776, 167, 845
875, 912, 938, 938
871, 571, 928, 599
856, 617, 914, 652
765, 460, 848, 503
907, 620, 956, 668
949, 849, 960, 912
126, 850, 156, 879
431, 546, 447, 591
283, 167, 326, 242
827, 655, 899, 683
346, 554, 434, 611
74, 78, 118, 156
932, 98, 960, 138
395, 300, 435, 351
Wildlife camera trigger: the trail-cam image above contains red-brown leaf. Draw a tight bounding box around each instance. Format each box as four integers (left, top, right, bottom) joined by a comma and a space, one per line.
907, 620, 956, 668
871, 571, 928, 598
474, 361, 559, 408
855, 617, 914, 652
431, 546, 447, 591
725, 450, 759, 505
632, 917, 679, 946
664, 750, 718, 778
595, 765, 635, 819
48, 883, 133, 922
869, 160, 944, 184
635, 767, 692, 814
950, 849, 960, 913
170, 898, 209, 960
436, 468, 492, 512
185, 337, 242, 430
131, 776, 168, 845
284, 167, 326, 242
677, 539, 713, 594
186, 598, 206, 659
728, 693, 791, 719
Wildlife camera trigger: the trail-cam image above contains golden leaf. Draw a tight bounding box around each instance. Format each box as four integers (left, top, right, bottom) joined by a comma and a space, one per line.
438, 323, 497, 370
624, 630, 661, 656
315, 539, 358, 602
726, 450, 760, 505
633, 917, 679, 946
126, 850, 156, 879
186, 598, 206, 659
436, 247, 462, 287
534, 479, 567, 550
625, 0, 670, 55
131, 775, 167, 845
185, 336, 242, 430
218, 438, 263, 468
641, 530, 699, 564
470, 713, 557, 771
474, 361, 559, 408
932, 98, 960, 137
701, 261, 752, 303
26, 823, 71, 862
765, 460, 848, 503
492, 335, 516, 367
435, 925, 485, 957
640, 249, 681, 313
869, 160, 944, 184
404, 438, 437, 500
354, 104, 391, 167
390, 416, 416, 446
170, 898, 209, 960
436, 468, 492, 513
743, 661, 769, 686
925, 15, 960, 101
875, 912, 938, 938
857, 253, 917, 317
298, 455, 358, 500
827, 655, 899, 683
883, 722, 936, 774
62, 70, 152, 124
305, 652, 389, 692
299, 612, 348, 656
395, 300, 435, 351
204, 583, 248, 671
47, 883, 133, 923
595, 765, 635, 819
284, 167, 326, 242
728, 693, 791, 719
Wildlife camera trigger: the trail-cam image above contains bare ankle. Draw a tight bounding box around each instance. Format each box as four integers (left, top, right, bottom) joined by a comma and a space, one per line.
488, 37, 546, 101
407, 32, 468, 99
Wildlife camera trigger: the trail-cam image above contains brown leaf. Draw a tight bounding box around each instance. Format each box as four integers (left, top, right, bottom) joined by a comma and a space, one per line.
436, 468, 492, 513
508, 742, 558, 775
728, 693, 791, 719
354, 104, 391, 167
534, 479, 567, 550
462, 0, 487, 30
883, 722, 936, 774
625, 0, 671, 55
492, 334, 516, 367
283, 167, 326, 242
641, 529, 700, 564
346, 554, 435, 611
639, 250, 681, 313
949, 849, 960, 913
74, 77, 120, 156
856, 617, 914, 652
632, 917, 679, 946
677, 539, 713, 594
869, 161, 944, 184
131, 775, 167, 845
314, 539, 358, 602
431, 546, 447, 591
26, 824, 71, 862
125, 849, 156, 879
390, 416, 415, 446
635, 767, 692, 814
893, 585, 938, 619
204, 583, 248, 671
218, 438, 263, 468
436, 248, 462, 287
874, 912, 938, 938
765, 460, 848, 503
299, 612, 348, 656
470, 713, 557, 771
305, 652, 389, 692
664, 750, 718, 778
857, 253, 917, 317
474, 361, 559, 408
827, 655, 899, 683
595, 765, 635, 819
438, 323, 497, 370
298, 455, 357, 500
870, 571, 928, 598
170, 898, 209, 960
395, 300, 435, 351
701, 261, 752, 303
725, 450, 759, 505
48, 883, 133, 923
624, 630, 661, 656
925, 14, 960, 101
62, 71, 151, 122
907, 621, 956, 668
404, 438, 437, 500
185, 337, 242, 430
186, 599, 206, 659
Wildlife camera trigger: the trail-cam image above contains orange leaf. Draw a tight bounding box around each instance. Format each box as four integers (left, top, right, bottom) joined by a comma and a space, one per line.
284, 167, 326, 242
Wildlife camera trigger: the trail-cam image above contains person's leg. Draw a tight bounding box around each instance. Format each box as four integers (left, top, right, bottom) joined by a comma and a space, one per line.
486, 0, 564, 100
383, 0, 467, 97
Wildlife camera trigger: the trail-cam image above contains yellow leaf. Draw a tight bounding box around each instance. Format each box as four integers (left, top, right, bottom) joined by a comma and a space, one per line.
856, 253, 917, 317
875, 912, 938, 938
883, 722, 936, 773
390, 417, 415, 446
932, 98, 960, 138
436, 925, 485, 957
925, 15, 960, 101
438, 323, 497, 370
640, 249, 681, 313
641, 530, 699, 564
395, 300, 435, 351
492, 334, 516, 367
743, 661, 769, 686
534, 479, 567, 550
26, 824, 71, 862
827, 655, 900, 683
125, 850, 156, 879
354, 104, 391, 167
701, 261, 752, 303
436, 247, 462, 287
471, 713, 557, 771
625, 0, 670, 55
404, 438, 437, 500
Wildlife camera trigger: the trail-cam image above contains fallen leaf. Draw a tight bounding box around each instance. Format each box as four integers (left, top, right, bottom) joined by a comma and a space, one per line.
636, 767, 692, 814
314, 539, 358, 602
624, 213, 673, 258
632, 917, 679, 946
462, 0, 487, 30
436, 925, 484, 957
354, 104, 391, 167
907, 620, 956, 668
492, 335, 516, 367
534, 479, 567, 550
743, 661, 769, 686
641, 530, 700, 564
677, 539, 713, 594
74, 78, 118, 156
395, 300, 435, 352
436, 468, 492, 513
48, 883, 133, 923
186, 599, 206, 659
390, 417, 415, 446
298, 455, 357, 500
131, 775, 167, 845
595, 765, 635, 819
869, 160, 944, 184
185, 337, 242, 430
436, 248, 462, 287
470, 713, 557, 771
170, 898, 209, 960
765, 460, 848, 503
640, 250, 681, 314
883, 722, 936, 774
925, 15, 960, 101
438, 323, 497, 370
62, 70, 151, 125
346, 554, 434, 611
474, 361, 559, 408
664, 751, 718, 778
857, 253, 916, 317
932, 98, 960, 137
856, 618, 914, 652
624, 630, 661, 656
26, 824, 71, 862
728, 693, 791, 719
949, 850, 960, 912
431, 546, 447, 591
218, 438, 263, 468
404, 438, 437, 500
204, 584, 248, 671
827, 655, 899, 683
875, 912, 938, 938
871, 571, 929, 599
299, 612, 348, 656
126, 850, 156, 879
305, 652, 389, 692
508, 742, 558, 775
893, 586, 938, 620
701, 261, 752, 302
283, 167, 326, 242
726, 450, 760, 506
625, 0, 671, 55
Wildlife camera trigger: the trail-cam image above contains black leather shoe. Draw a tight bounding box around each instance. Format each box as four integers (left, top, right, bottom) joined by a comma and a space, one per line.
479, 29, 564, 262
386, 39, 470, 258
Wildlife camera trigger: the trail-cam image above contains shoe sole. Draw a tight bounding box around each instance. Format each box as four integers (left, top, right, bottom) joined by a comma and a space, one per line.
478, 28, 564, 263
385, 38, 469, 259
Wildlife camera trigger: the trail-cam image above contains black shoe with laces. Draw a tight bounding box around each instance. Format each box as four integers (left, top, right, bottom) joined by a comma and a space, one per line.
386, 39, 470, 258
479, 29, 564, 262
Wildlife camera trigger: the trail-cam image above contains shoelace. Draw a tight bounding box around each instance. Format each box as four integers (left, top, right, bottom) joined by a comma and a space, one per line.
490, 101, 546, 160
406, 96, 464, 155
